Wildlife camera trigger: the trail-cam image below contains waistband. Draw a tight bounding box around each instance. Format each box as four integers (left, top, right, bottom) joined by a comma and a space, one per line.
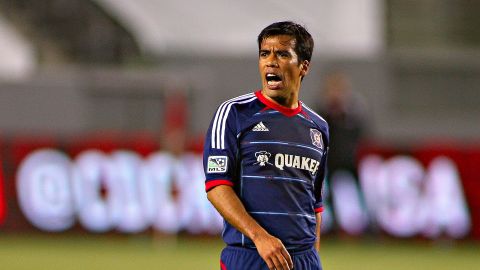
226, 244, 315, 256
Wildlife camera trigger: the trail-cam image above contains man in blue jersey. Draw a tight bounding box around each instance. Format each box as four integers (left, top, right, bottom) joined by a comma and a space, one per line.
204, 21, 329, 270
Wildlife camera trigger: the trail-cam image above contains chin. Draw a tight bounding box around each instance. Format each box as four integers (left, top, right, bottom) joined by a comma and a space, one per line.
263, 88, 288, 101
264, 86, 284, 92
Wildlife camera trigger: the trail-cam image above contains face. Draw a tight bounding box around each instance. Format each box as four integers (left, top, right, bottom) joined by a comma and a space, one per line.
259, 35, 309, 107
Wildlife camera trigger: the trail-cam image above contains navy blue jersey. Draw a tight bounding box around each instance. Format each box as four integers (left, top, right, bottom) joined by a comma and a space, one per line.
204, 91, 329, 252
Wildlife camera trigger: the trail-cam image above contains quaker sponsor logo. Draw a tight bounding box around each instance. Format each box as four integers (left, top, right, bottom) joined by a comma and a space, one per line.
310, 129, 323, 150
207, 156, 228, 173
275, 153, 321, 176
254, 151, 272, 166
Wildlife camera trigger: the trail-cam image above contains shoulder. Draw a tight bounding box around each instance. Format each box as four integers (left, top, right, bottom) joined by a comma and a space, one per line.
213, 92, 258, 117
301, 102, 330, 144
301, 102, 328, 128
208, 93, 258, 149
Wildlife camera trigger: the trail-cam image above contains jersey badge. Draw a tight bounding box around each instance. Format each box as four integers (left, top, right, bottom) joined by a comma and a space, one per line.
310, 129, 324, 150
252, 121, 269, 131
207, 156, 228, 173
254, 151, 272, 166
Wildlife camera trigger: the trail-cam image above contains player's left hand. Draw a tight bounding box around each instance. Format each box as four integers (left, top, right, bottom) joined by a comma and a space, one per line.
253, 233, 293, 270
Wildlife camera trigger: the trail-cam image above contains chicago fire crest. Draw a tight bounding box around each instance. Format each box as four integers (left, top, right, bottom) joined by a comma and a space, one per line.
310, 129, 323, 149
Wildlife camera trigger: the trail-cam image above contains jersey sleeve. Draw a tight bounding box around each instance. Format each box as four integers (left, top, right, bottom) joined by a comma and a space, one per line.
203, 104, 239, 192
313, 133, 329, 213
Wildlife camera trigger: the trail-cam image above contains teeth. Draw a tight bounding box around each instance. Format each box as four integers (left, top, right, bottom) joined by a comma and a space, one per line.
267, 74, 275, 77
267, 81, 278, 85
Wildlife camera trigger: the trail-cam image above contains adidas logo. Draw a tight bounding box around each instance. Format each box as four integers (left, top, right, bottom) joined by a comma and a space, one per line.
252, 121, 269, 131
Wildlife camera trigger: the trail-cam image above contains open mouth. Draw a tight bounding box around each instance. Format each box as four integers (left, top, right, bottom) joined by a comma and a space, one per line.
266, 73, 282, 86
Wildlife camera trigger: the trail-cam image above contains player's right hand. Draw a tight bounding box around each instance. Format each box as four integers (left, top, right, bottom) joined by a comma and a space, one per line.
254, 233, 293, 270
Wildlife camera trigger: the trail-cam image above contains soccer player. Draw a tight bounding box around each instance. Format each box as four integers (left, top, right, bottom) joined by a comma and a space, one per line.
203, 21, 329, 270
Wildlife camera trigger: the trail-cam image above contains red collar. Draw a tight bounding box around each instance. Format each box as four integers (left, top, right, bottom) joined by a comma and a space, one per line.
255, 91, 302, 117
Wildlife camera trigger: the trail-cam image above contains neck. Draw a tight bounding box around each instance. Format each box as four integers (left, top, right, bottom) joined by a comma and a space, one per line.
261, 90, 299, 109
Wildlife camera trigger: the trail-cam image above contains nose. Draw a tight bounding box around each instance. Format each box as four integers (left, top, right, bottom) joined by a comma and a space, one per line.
266, 54, 278, 67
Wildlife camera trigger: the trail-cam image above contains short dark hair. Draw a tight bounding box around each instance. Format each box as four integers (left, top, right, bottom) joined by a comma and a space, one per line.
257, 21, 314, 63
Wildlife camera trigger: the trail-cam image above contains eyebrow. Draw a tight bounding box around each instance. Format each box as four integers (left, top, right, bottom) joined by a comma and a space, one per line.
276, 50, 291, 55
259, 49, 291, 55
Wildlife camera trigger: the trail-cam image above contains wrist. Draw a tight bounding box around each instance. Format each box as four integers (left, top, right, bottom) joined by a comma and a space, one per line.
249, 228, 269, 243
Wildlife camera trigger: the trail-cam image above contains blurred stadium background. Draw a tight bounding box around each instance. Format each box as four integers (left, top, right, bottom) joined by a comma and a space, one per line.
0, 0, 479, 269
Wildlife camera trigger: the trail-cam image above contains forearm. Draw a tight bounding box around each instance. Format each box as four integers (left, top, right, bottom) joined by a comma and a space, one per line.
315, 212, 322, 252
207, 185, 270, 242
207, 185, 293, 269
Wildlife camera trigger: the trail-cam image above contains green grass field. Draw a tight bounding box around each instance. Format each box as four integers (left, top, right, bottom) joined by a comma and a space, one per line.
0, 234, 478, 270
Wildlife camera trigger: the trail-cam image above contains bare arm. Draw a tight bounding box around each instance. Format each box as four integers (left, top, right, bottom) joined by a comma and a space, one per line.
315, 212, 322, 252
207, 185, 293, 270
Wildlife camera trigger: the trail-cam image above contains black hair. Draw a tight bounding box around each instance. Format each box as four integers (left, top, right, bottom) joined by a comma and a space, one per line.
257, 21, 314, 63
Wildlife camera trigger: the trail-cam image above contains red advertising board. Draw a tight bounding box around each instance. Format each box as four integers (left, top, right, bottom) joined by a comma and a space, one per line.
0, 133, 478, 240
0, 152, 5, 225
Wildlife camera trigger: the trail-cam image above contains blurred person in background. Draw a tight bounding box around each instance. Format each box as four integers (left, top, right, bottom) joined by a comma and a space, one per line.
160, 91, 189, 156
315, 71, 369, 235
317, 71, 366, 179
204, 21, 329, 270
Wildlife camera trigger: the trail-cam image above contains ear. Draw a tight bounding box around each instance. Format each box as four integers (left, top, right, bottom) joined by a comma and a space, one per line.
300, 60, 310, 77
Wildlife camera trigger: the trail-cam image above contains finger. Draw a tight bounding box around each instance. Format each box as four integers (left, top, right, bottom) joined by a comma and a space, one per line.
264, 258, 275, 270
273, 253, 290, 270
280, 248, 293, 269
270, 254, 283, 270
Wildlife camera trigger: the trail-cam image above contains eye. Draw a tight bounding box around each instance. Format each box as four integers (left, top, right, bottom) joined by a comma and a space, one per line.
260, 51, 268, 57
